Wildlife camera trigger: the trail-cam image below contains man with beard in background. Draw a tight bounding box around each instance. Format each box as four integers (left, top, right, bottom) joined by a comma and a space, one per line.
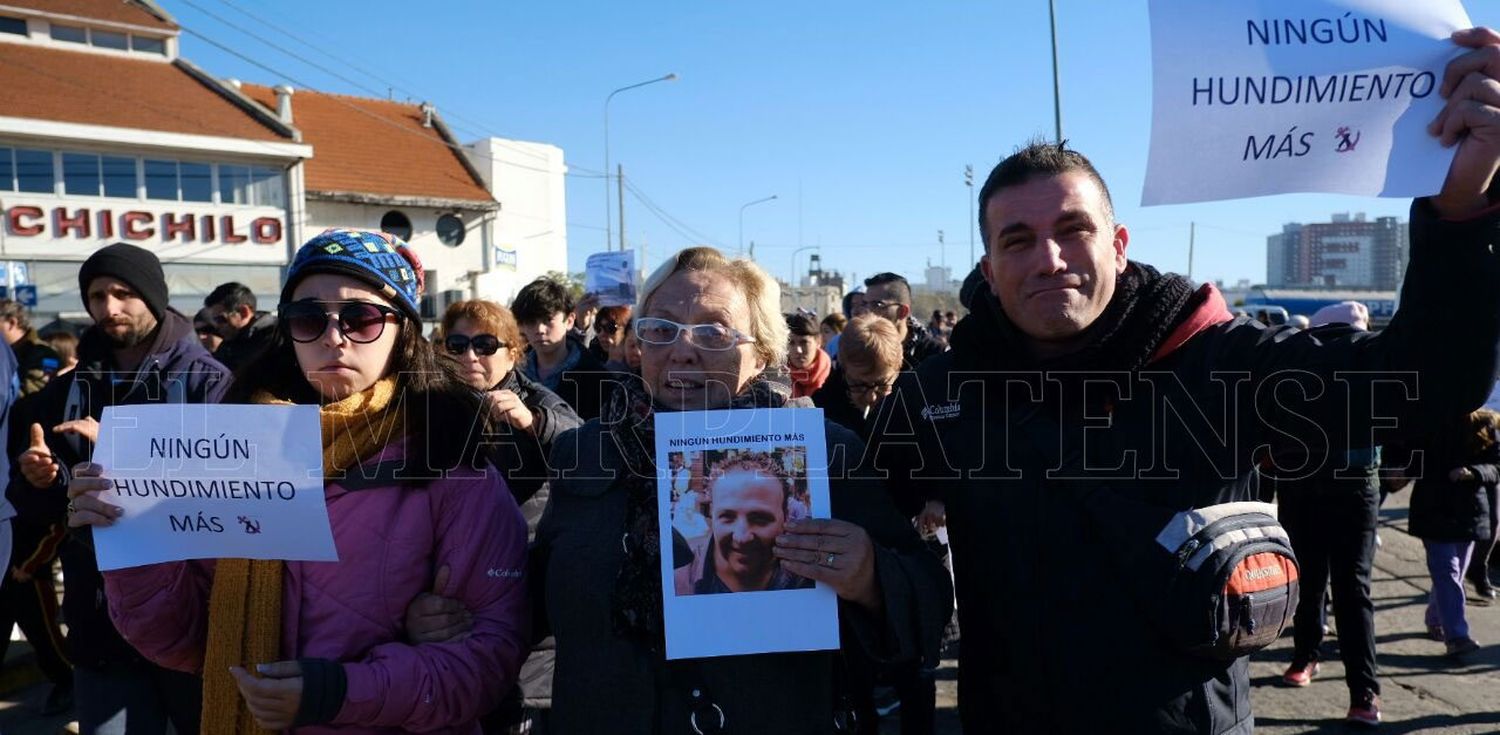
9, 243, 230, 734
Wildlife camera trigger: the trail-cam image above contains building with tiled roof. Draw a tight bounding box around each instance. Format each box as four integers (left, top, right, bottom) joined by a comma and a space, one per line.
0, 0, 310, 315
0, 0, 567, 317
234, 83, 566, 307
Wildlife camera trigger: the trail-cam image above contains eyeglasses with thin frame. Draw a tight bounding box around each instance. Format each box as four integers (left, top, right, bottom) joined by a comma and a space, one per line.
279, 300, 401, 344
866, 299, 902, 312
846, 378, 896, 396
444, 333, 506, 357
634, 317, 756, 351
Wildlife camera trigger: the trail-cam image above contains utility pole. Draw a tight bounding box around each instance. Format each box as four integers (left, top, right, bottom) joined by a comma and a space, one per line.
965, 165, 975, 266
1188, 221, 1196, 282
1049, 0, 1064, 142
617, 164, 626, 251
938, 229, 946, 270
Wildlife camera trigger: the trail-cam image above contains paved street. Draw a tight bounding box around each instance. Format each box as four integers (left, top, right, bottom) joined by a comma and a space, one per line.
0, 490, 1494, 734
884, 489, 1500, 734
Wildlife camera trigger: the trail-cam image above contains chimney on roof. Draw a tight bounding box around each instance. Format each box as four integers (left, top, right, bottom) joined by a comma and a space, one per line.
274, 85, 294, 124
226, 78, 242, 90
420, 101, 435, 128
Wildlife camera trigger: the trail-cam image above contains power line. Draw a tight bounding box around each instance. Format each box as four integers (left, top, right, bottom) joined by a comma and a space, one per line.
175, 5, 600, 177
204, 0, 557, 165
622, 177, 726, 248
176, 24, 571, 178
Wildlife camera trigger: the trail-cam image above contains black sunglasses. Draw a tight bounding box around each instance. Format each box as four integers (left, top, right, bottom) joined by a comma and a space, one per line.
279, 301, 401, 344
444, 333, 506, 357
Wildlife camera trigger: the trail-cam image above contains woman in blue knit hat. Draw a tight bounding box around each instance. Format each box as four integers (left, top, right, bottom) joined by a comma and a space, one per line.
69, 229, 530, 734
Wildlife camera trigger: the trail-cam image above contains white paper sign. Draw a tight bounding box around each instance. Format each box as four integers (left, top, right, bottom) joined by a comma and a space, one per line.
656, 407, 838, 660
585, 250, 637, 307
1143, 0, 1472, 206
91, 404, 337, 571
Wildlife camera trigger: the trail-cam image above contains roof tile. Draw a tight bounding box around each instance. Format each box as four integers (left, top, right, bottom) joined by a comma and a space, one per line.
0, 43, 289, 142
0, 0, 176, 31
241, 83, 493, 204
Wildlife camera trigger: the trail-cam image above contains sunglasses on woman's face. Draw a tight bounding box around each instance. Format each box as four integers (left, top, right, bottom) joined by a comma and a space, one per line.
279, 301, 401, 344
444, 333, 505, 357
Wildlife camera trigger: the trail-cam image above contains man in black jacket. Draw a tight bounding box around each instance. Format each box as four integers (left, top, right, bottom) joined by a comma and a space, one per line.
11, 243, 230, 735
861, 273, 946, 369
866, 29, 1500, 734
203, 281, 276, 371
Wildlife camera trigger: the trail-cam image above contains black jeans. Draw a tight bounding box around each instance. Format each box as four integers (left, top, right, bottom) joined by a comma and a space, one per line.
0, 566, 73, 687
74, 659, 201, 735
1274, 474, 1381, 698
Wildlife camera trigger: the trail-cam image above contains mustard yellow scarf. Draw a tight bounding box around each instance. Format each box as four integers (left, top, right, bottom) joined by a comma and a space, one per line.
202, 377, 405, 733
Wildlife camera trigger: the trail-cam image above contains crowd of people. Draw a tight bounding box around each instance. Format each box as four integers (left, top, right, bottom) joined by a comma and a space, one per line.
0, 25, 1499, 735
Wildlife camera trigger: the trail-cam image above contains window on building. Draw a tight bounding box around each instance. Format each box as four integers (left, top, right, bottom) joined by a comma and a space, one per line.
102, 156, 136, 198
62, 152, 101, 196
15, 149, 54, 193
180, 162, 212, 202
0, 148, 12, 191
132, 35, 166, 55
91, 29, 128, 50
49, 24, 86, 43
218, 164, 248, 204
249, 167, 283, 206
0, 16, 26, 36
144, 159, 177, 200
436, 214, 465, 247
380, 211, 413, 241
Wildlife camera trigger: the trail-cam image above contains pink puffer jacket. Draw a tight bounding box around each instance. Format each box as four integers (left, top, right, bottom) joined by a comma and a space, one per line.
103, 441, 529, 733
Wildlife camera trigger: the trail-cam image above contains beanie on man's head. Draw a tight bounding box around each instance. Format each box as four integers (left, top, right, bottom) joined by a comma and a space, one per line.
78, 243, 169, 320
281, 229, 424, 322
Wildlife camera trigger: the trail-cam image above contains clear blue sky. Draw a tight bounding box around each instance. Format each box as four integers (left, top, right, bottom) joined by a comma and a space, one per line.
167, 0, 1500, 289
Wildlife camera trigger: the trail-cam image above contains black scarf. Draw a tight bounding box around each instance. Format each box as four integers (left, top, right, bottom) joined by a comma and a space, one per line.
951, 262, 1204, 372
607, 375, 795, 654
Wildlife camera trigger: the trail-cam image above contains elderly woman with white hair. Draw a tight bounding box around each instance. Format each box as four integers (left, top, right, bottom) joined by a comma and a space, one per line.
529, 247, 951, 734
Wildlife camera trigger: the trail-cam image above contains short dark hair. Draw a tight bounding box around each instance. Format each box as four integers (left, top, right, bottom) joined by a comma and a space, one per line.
205, 282, 257, 312
45, 331, 77, 363
841, 290, 863, 319
785, 313, 818, 338
863, 272, 911, 304
0, 300, 29, 332
511, 278, 575, 324
977, 140, 1114, 248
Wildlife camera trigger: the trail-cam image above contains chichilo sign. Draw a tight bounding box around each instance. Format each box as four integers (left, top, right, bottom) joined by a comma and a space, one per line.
91, 404, 337, 571
1143, 0, 1471, 206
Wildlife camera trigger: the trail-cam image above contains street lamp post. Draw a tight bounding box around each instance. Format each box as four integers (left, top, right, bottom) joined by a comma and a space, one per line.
965, 164, 976, 267
738, 195, 778, 257
1049, 0, 1063, 142
604, 73, 678, 251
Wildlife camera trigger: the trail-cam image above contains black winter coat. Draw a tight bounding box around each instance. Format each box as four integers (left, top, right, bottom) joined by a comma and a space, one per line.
211, 310, 277, 372
1397, 418, 1499, 543
535, 418, 952, 735
866, 199, 1500, 735
5, 311, 231, 667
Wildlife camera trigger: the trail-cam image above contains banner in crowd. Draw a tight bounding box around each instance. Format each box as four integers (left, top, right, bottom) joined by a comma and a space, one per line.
1143, 0, 1471, 205
91, 404, 337, 571
585, 250, 638, 307
656, 407, 838, 660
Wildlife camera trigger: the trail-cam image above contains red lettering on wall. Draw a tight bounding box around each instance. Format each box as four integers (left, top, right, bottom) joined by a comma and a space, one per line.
251, 217, 282, 245
221, 216, 247, 244
6, 207, 43, 236
97, 209, 115, 239
122, 211, 154, 241
161, 213, 195, 242
200, 215, 216, 242
54, 207, 91, 238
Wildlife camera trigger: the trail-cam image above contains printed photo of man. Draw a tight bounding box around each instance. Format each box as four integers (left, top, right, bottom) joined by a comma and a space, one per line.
674, 453, 813, 595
